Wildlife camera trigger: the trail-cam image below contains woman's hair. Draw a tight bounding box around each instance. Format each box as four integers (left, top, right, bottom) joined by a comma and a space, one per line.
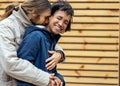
21, 0, 51, 15
51, 0, 74, 32
0, 3, 19, 20
0, 0, 51, 20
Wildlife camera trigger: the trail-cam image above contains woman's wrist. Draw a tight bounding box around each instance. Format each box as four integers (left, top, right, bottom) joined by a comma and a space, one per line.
55, 50, 65, 63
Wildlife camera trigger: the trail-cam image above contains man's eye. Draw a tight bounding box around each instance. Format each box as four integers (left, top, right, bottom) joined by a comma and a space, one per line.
64, 21, 68, 25
57, 16, 62, 20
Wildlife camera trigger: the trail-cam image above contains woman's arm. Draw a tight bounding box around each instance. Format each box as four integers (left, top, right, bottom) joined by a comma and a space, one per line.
0, 27, 50, 86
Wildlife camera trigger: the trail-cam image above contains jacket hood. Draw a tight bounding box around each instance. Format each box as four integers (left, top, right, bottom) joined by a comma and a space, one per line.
12, 4, 32, 28
24, 25, 61, 42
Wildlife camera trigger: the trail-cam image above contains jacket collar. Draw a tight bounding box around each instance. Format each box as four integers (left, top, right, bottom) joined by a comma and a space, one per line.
24, 25, 61, 42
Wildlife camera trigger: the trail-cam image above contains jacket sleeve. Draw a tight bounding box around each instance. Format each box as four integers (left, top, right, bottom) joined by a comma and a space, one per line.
0, 27, 50, 86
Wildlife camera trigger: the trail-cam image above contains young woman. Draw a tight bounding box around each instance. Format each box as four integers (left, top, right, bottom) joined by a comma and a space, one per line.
16, 1, 74, 86
0, 0, 65, 86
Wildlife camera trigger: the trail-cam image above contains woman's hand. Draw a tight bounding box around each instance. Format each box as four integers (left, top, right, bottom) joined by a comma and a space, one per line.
54, 76, 62, 86
46, 51, 61, 71
48, 74, 62, 86
48, 74, 55, 86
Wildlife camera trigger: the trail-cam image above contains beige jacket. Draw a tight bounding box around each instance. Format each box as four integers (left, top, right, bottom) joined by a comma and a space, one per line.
0, 5, 51, 86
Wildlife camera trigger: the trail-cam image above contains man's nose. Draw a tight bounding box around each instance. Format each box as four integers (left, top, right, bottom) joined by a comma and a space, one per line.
59, 21, 64, 26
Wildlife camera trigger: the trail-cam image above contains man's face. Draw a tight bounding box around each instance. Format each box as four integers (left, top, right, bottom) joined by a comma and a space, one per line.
47, 10, 71, 34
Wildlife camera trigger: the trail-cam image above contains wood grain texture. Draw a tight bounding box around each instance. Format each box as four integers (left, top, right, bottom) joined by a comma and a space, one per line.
0, 0, 119, 86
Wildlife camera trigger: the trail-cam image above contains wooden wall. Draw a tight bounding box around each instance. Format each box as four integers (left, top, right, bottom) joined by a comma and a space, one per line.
0, 0, 119, 86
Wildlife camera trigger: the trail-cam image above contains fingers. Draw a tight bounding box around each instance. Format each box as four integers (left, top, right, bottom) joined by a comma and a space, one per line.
54, 79, 59, 86
49, 75, 62, 86
60, 82, 63, 86
48, 80, 55, 86
46, 50, 61, 71
48, 51, 55, 55
46, 55, 54, 64
48, 74, 55, 86
46, 56, 55, 70
46, 61, 55, 70
49, 73, 55, 79
54, 77, 62, 86
48, 50, 61, 63
48, 50, 62, 61
51, 80, 55, 86
46, 56, 53, 63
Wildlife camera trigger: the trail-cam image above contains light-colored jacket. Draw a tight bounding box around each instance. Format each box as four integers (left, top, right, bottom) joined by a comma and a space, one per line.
0, 5, 51, 86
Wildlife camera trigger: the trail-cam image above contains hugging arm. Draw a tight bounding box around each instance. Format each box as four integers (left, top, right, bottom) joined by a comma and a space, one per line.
0, 28, 50, 86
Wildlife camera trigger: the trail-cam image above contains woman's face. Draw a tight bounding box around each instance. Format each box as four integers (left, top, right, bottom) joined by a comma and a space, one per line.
30, 9, 51, 25
47, 10, 71, 34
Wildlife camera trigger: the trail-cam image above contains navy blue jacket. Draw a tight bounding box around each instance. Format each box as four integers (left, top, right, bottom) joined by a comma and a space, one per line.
16, 25, 65, 86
